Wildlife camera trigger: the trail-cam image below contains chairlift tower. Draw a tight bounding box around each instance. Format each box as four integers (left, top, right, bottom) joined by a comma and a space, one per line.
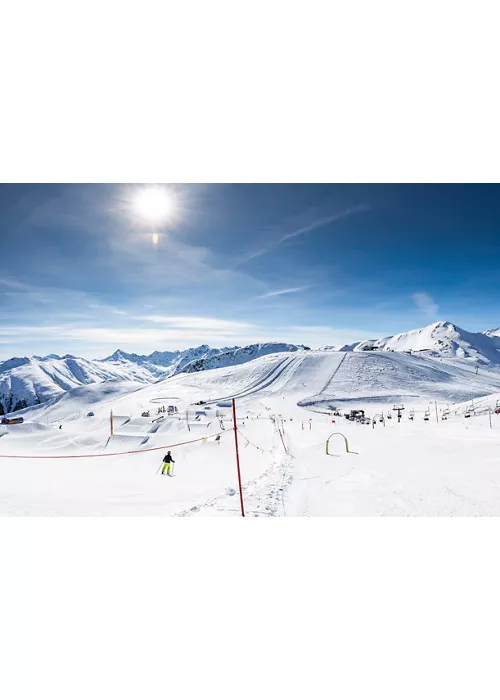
393, 404, 405, 422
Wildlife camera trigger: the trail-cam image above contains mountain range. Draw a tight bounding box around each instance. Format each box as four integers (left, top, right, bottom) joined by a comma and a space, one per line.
0, 342, 305, 414
2, 321, 500, 415
335, 321, 500, 364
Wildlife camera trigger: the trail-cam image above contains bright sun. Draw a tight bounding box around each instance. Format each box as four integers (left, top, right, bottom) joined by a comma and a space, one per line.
134, 187, 175, 223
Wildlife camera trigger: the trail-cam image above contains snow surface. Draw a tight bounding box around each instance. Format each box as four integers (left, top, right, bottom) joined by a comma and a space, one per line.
178, 343, 306, 374
3, 320, 500, 417
344, 320, 500, 364
0, 355, 159, 414
3, 349, 500, 516
0, 342, 302, 413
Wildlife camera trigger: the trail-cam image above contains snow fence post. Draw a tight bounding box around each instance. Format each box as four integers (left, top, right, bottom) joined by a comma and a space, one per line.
110, 409, 114, 436
232, 399, 245, 517
435, 401, 439, 423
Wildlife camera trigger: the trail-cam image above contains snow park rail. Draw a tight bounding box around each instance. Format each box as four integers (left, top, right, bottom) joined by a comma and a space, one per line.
0, 431, 227, 460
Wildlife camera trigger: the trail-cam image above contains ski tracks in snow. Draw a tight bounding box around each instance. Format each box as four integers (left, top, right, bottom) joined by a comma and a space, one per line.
174, 423, 295, 517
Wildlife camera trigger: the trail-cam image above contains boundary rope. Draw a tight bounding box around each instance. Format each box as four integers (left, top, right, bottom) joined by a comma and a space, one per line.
236, 428, 273, 453
0, 430, 226, 460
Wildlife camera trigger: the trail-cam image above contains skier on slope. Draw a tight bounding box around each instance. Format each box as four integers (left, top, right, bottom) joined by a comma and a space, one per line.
161, 450, 175, 476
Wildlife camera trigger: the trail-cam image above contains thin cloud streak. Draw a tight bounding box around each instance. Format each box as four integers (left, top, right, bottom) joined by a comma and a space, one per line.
280, 205, 370, 243
244, 204, 370, 262
257, 286, 309, 299
136, 315, 255, 330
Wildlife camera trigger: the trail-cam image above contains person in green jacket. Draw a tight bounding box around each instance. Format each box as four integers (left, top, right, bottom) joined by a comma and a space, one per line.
161, 451, 175, 475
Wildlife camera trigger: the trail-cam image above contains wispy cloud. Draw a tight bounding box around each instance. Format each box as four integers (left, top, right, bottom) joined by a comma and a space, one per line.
244, 204, 370, 262
280, 205, 369, 243
257, 286, 309, 299
412, 292, 439, 318
136, 315, 254, 331
0, 278, 32, 291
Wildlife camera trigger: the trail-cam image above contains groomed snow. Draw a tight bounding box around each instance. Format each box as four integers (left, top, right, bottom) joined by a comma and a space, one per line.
2, 350, 500, 516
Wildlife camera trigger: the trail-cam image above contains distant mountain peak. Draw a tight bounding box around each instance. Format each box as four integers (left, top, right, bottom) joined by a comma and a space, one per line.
432, 320, 456, 329
176, 342, 305, 376
104, 349, 136, 362
346, 320, 500, 365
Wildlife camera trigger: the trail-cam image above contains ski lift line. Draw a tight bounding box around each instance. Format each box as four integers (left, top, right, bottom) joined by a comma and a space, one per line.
0, 431, 227, 460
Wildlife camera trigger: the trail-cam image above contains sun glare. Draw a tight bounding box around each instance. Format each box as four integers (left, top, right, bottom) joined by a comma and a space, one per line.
152, 232, 159, 246
134, 187, 175, 223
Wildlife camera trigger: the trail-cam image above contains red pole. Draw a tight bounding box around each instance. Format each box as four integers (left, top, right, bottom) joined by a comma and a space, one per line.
232, 399, 245, 517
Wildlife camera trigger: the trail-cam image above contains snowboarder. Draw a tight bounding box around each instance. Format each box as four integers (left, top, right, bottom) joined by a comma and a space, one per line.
161, 451, 175, 475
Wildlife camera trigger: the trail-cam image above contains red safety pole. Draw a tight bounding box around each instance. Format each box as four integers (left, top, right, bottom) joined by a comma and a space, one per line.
232, 399, 245, 517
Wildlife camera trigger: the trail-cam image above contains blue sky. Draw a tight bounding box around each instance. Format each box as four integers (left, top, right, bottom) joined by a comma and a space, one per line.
1, 183, 499, 359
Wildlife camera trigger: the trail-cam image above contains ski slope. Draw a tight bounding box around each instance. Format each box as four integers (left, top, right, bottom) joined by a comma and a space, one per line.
341, 320, 500, 364
3, 349, 500, 516
0, 342, 304, 413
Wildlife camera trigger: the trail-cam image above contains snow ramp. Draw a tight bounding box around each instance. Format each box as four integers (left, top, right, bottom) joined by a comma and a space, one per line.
105, 434, 149, 450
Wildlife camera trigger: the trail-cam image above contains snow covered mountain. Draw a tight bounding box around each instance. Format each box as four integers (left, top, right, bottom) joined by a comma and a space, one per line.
7, 346, 500, 517
161, 345, 240, 375
337, 321, 500, 365
177, 343, 308, 375
484, 327, 500, 339
0, 355, 159, 414
101, 345, 238, 368
4, 321, 500, 415
101, 345, 239, 372
101, 343, 305, 378
0, 343, 288, 414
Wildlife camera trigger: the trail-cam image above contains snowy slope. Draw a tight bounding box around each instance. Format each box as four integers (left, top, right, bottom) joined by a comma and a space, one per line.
170, 348, 500, 407
0, 345, 242, 414
6, 347, 500, 516
346, 321, 500, 365
99, 345, 242, 382
0, 342, 303, 414
177, 343, 306, 375
12, 346, 500, 422
483, 328, 500, 353
19, 348, 493, 427
0, 355, 160, 414
4, 320, 500, 416
11, 380, 144, 426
